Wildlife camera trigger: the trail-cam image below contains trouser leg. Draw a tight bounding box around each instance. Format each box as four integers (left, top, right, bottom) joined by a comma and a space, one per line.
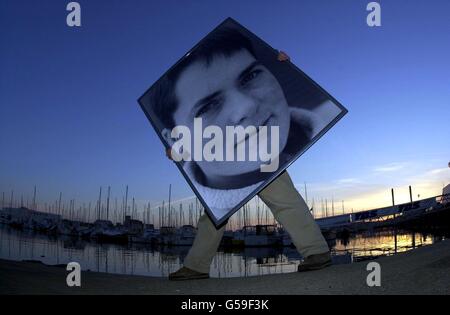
258, 171, 329, 257
183, 213, 225, 274
184, 171, 328, 273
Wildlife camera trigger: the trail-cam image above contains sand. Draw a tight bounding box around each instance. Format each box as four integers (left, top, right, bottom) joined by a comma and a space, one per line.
1, 240, 449, 295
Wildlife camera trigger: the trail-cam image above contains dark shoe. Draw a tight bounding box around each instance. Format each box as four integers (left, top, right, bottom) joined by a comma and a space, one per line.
169, 266, 209, 281
298, 252, 332, 272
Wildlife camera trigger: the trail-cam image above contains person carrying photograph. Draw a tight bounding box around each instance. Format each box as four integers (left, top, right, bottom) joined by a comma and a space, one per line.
149, 28, 332, 279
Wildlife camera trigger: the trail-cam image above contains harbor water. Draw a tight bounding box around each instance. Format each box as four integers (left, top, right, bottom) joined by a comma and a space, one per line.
0, 224, 447, 278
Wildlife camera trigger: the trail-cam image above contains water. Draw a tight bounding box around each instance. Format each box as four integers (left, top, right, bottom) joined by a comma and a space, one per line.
0, 224, 447, 278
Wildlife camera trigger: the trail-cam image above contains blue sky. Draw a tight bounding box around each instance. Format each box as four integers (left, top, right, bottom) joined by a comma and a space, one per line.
1, 0, 449, 216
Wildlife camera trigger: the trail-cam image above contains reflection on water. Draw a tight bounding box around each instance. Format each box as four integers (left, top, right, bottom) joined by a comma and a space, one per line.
0, 225, 446, 278
333, 228, 446, 261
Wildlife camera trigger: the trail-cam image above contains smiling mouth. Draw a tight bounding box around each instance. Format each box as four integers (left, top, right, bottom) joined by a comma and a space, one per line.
234, 115, 273, 147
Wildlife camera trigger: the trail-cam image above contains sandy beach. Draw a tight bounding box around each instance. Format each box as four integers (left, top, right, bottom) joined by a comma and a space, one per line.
1, 239, 449, 295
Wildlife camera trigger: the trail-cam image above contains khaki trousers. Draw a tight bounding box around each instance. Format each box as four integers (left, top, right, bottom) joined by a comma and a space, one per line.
184, 171, 329, 273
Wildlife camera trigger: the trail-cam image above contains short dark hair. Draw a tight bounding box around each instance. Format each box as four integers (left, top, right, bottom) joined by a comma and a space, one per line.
150, 28, 256, 129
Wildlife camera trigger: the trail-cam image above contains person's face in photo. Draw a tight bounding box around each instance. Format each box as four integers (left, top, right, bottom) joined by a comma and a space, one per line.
172, 48, 291, 178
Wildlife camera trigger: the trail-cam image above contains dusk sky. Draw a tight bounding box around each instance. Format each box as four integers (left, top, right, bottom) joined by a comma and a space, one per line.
1, 0, 449, 217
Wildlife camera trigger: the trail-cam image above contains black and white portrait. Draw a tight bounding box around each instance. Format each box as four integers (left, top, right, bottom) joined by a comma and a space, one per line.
138, 18, 347, 227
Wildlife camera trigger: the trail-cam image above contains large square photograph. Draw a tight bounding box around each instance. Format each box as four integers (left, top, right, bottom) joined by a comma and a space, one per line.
138, 17, 347, 228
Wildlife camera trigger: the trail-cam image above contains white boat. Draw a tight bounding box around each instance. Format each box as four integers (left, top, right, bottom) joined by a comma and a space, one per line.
220, 230, 235, 246
130, 226, 160, 244
232, 229, 245, 246
158, 226, 178, 245
277, 227, 294, 247
174, 225, 196, 246
57, 220, 78, 236
94, 227, 128, 244
241, 225, 281, 247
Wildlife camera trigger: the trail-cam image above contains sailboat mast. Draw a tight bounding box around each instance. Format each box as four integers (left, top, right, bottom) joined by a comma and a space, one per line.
97, 186, 102, 220
58, 192, 62, 216
168, 184, 171, 226
106, 186, 110, 221
124, 185, 128, 222
32, 185, 36, 210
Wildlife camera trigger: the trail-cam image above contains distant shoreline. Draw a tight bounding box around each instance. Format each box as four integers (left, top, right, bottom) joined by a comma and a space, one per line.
1, 240, 449, 295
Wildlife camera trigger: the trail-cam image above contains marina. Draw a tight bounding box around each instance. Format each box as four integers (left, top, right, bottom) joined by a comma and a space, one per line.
1, 190, 448, 278
0, 222, 447, 278
1, 189, 448, 247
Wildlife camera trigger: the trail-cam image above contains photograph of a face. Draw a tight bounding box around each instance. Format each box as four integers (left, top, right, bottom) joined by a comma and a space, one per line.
138, 17, 347, 228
